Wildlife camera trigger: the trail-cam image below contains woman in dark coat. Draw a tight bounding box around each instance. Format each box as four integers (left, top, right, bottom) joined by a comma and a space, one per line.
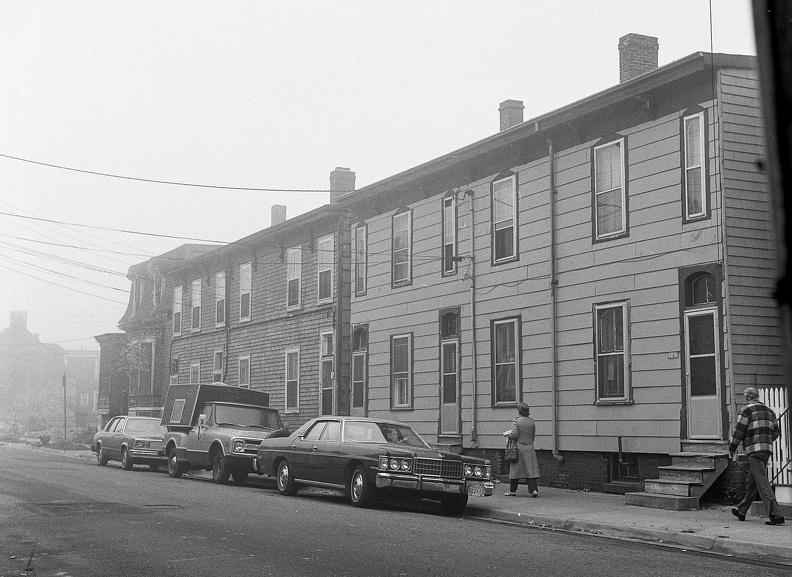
504, 402, 540, 497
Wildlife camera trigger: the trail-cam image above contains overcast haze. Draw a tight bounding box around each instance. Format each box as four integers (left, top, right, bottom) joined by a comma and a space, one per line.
0, 1, 757, 350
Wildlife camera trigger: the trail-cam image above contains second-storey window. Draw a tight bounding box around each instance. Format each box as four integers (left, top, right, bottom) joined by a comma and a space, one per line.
287, 247, 301, 309
170, 358, 179, 385
392, 210, 412, 286
215, 271, 226, 326
191, 279, 201, 331
492, 174, 517, 262
317, 234, 334, 303
594, 302, 630, 402
239, 262, 252, 321
238, 355, 250, 388
442, 196, 457, 275
213, 350, 223, 382
391, 334, 412, 409
190, 362, 200, 384
320, 331, 334, 415
172, 285, 182, 336
285, 349, 300, 411
355, 224, 367, 295
593, 138, 627, 240
492, 318, 520, 404
683, 111, 707, 220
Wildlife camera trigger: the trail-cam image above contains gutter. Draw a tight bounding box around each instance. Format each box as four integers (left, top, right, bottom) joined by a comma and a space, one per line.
548, 139, 562, 463
464, 188, 479, 443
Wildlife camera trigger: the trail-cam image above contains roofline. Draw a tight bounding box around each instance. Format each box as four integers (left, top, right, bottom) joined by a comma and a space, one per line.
337, 52, 756, 205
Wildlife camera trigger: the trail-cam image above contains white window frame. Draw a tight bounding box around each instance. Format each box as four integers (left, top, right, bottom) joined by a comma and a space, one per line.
170, 358, 179, 385
683, 112, 706, 220
189, 362, 200, 384
172, 285, 182, 336
492, 175, 517, 263
215, 271, 226, 327
442, 196, 457, 275
238, 355, 250, 389
317, 234, 334, 303
492, 318, 520, 405
593, 138, 627, 240
391, 333, 412, 409
594, 301, 631, 403
320, 330, 334, 415
239, 262, 252, 322
392, 210, 412, 286
285, 348, 300, 412
213, 350, 224, 383
139, 340, 155, 395
355, 224, 367, 295
286, 247, 302, 310
191, 279, 201, 332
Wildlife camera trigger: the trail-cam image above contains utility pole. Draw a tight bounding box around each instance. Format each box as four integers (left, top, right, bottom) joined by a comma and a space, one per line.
62, 374, 67, 441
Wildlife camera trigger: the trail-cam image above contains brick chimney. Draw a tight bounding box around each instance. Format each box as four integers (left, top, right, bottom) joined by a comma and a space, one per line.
329, 167, 355, 203
271, 204, 287, 226
499, 100, 524, 131
618, 33, 659, 83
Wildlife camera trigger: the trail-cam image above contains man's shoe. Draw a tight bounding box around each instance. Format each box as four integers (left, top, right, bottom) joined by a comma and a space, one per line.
731, 508, 746, 522
765, 516, 786, 526
504, 491, 516, 496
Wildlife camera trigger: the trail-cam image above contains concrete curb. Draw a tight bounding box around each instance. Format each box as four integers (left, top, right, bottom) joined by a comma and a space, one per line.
466, 507, 792, 565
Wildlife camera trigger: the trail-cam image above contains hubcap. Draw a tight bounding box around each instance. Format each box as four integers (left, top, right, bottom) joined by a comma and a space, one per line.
352, 472, 362, 501
278, 465, 288, 489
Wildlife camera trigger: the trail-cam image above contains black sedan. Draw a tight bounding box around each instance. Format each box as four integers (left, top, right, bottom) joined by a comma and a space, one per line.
254, 416, 494, 514
92, 416, 167, 471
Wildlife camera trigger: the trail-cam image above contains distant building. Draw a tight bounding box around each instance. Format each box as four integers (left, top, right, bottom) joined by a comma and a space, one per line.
63, 349, 100, 430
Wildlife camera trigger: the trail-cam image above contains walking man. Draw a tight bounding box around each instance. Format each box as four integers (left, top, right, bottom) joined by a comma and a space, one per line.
728, 386, 785, 525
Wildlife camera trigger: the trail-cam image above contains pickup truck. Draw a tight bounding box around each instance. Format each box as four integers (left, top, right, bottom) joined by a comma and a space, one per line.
161, 382, 287, 485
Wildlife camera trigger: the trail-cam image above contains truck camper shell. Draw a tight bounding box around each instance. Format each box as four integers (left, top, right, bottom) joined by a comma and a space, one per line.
161, 383, 271, 430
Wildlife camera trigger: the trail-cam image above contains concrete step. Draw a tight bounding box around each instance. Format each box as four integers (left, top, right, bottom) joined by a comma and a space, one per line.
644, 478, 702, 497
669, 452, 723, 467
602, 481, 644, 495
625, 491, 700, 511
657, 465, 714, 483
681, 439, 729, 453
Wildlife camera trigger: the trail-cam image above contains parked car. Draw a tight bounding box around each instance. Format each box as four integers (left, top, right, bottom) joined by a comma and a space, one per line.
92, 416, 167, 471
254, 416, 494, 514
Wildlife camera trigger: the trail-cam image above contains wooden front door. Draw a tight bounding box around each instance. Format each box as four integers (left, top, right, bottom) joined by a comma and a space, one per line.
684, 308, 723, 439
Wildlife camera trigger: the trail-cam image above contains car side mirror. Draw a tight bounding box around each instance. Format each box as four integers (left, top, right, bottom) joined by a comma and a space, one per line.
198, 414, 207, 427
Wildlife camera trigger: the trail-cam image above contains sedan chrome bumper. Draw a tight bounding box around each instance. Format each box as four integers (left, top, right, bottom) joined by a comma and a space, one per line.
375, 472, 494, 496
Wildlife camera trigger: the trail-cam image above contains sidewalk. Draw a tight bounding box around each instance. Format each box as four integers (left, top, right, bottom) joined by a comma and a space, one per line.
9, 444, 792, 566
464, 483, 792, 565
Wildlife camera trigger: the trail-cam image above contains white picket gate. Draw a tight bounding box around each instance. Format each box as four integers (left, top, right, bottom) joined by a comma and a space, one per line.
759, 386, 791, 488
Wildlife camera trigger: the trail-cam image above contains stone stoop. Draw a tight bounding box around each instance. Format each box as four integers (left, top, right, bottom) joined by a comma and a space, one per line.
625, 440, 729, 511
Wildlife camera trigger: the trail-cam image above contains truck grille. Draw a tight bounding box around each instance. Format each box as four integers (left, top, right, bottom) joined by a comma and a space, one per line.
414, 458, 462, 479
240, 439, 263, 455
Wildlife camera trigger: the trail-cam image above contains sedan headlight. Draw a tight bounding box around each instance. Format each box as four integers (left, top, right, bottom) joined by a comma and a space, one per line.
464, 464, 474, 476
464, 463, 491, 479
378, 456, 389, 470
379, 456, 411, 472
134, 440, 150, 449
232, 439, 246, 453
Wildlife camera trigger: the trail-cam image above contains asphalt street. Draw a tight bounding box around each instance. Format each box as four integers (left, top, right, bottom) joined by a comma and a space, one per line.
0, 446, 790, 577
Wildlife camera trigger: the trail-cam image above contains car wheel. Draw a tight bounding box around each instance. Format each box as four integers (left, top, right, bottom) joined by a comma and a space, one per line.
276, 460, 299, 496
167, 448, 184, 478
349, 465, 376, 508
231, 470, 248, 486
212, 452, 231, 484
121, 448, 134, 471
96, 444, 109, 466
440, 494, 468, 515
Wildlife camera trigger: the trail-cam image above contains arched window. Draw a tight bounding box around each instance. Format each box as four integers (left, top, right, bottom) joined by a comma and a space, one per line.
353, 326, 368, 352
685, 272, 716, 307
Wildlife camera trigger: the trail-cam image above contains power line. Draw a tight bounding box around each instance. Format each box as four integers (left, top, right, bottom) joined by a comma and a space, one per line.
0, 263, 128, 305
0, 153, 342, 193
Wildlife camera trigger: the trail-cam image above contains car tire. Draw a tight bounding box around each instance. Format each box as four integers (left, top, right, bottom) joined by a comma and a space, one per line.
349, 465, 376, 508
231, 470, 248, 486
276, 460, 299, 496
212, 452, 231, 484
440, 494, 468, 515
167, 448, 184, 478
121, 448, 134, 471
96, 444, 109, 466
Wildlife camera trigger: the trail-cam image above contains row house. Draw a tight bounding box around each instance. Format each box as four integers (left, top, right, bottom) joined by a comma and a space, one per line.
166, 196, 352, 432
334, 35, 790, 502
97, 244, 216, 425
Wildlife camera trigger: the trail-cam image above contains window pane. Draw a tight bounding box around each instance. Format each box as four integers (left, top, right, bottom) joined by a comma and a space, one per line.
240, 293, 250, 319
598, 355, 624, 398
688, 315, 715, 355
495, 364, 516, 402
493, 179, 513, 223
686, 169, 703, 215
319, 270, 332, 300
443, 374, 457, 403
596, 189, 623, 235
690, 357, 716, 396
393, 338, 409, 372
288, 279, 300, 307
495, 323, 515, 363
495, 226, 514, 260
597, 307, 623, 353
685, 116, 701, 166
595, 143, 621, 192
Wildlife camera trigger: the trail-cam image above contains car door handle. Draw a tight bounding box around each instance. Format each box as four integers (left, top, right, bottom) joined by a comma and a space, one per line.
312, 445, 318, 451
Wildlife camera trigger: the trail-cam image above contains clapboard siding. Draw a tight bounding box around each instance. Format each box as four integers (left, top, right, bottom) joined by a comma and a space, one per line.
720, 68, 785, 390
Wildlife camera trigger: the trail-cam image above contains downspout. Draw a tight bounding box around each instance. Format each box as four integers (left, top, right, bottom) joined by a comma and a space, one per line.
223, 266, 231, 383
464, 189, 479, 444
548, 139, 563, 463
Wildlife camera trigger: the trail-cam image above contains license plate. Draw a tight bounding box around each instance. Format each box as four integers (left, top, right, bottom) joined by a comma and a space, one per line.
467, 483, 485, 497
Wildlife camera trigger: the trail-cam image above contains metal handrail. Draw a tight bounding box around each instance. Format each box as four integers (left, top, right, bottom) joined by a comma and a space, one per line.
770, 405, 790, 485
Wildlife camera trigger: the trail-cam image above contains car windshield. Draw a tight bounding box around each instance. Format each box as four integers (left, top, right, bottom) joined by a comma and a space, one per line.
214, 405, 282, 430
343, 421, 430, 448
124, 419, 164, 436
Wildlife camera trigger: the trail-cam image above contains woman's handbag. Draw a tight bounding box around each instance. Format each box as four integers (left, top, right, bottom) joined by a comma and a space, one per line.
504, 439, 519, 463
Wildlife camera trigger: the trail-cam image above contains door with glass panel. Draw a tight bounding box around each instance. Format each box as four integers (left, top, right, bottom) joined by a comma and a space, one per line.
684, 308, 722, 439
439, 309, 461, 435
